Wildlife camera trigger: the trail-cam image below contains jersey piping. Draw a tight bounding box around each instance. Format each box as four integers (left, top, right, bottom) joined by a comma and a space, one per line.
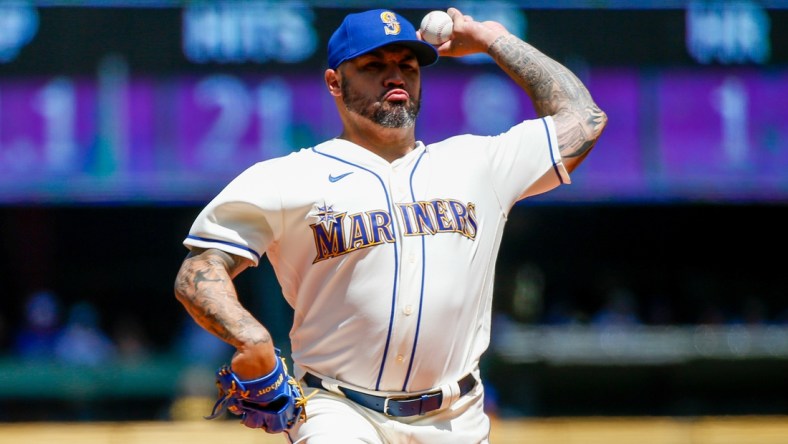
186, 234, 263, 261
400, 148, 430, 391
310, 145, 402, 392
542, 117, 567, 185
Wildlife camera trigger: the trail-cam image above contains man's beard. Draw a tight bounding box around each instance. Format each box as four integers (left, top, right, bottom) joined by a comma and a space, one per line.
341, 79, 420, 128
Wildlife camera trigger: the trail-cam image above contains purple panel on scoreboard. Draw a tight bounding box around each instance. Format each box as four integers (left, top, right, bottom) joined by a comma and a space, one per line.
0, 78, 96, 176
173, 74, 333, 174
420, 68, 643, 199
126, 77, 157, 172
575, 68, 643, 193
1, 67, 786, 203
657, 69, 788, 188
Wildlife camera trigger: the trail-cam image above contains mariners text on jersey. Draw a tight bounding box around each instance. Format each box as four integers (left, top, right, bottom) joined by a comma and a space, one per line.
310, 198, 478, 264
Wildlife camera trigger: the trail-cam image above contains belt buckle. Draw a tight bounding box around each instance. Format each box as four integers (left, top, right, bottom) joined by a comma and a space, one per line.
383, 392, 441, 417
382, 394, 411, 417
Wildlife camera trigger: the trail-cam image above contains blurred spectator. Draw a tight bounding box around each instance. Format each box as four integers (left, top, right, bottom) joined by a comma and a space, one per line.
510, 263, 546, 324
542, 295, 584, 325
591, 285, 641, 327
13, 289, 63, 360
172, 314, 233, 367
112, 314, 151, 362
54, 301, 117, 366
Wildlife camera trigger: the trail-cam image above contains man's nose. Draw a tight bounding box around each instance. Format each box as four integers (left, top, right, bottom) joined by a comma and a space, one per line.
383, 65, 406, 87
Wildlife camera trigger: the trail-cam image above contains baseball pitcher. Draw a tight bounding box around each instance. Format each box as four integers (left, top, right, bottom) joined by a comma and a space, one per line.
174, 6, 606, 443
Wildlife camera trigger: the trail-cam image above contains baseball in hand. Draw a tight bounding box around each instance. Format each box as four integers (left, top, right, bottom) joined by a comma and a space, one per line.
420, 10, 453, 46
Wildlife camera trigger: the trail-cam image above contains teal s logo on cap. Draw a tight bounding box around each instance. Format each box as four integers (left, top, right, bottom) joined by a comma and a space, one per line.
327, 8, 439, 70
380, 10, 401, 36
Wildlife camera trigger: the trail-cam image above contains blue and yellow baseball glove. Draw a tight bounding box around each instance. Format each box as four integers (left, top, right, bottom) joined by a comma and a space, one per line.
205, 348, 310, 433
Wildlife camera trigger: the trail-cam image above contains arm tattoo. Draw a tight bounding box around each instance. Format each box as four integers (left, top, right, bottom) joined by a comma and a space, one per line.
489, 34, 607, 159
174, 250, 270, 348
193, 268, 222, 288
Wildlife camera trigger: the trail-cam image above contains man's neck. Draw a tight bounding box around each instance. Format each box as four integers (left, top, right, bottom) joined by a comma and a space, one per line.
339, 123, 417, 163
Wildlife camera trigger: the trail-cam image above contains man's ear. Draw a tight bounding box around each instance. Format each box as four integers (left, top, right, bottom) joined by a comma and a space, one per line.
325, 69, 342, 97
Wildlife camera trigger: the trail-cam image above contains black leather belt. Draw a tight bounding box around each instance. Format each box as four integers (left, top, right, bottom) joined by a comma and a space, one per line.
303, 372, 477, 417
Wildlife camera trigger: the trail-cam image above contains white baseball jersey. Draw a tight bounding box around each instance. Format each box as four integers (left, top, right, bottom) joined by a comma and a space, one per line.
184, 116, 569, 394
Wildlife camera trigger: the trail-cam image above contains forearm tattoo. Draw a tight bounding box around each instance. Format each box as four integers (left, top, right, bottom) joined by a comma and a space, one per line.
489, 34, 606, 158
174, 251, 270, 348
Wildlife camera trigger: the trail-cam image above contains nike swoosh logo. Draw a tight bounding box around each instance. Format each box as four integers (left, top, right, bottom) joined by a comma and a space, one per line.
328, 172, 353, 183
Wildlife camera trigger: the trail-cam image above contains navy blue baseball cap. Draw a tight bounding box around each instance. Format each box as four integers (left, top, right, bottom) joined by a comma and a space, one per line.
328, 9, 439, 70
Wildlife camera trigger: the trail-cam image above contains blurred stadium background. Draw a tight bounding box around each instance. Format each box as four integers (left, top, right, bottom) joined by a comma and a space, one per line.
0, 0, 786, 442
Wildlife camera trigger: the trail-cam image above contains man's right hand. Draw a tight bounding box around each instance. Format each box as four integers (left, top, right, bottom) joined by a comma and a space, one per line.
435, 7, 509, 58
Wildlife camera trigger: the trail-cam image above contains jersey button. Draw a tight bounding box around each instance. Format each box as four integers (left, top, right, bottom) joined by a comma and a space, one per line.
403, 305, 413, 315
396, 354, 404, 363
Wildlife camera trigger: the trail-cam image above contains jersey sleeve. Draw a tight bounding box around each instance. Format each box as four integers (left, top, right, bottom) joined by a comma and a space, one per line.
182, 160, 283, 266
485, 115, 570, 207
